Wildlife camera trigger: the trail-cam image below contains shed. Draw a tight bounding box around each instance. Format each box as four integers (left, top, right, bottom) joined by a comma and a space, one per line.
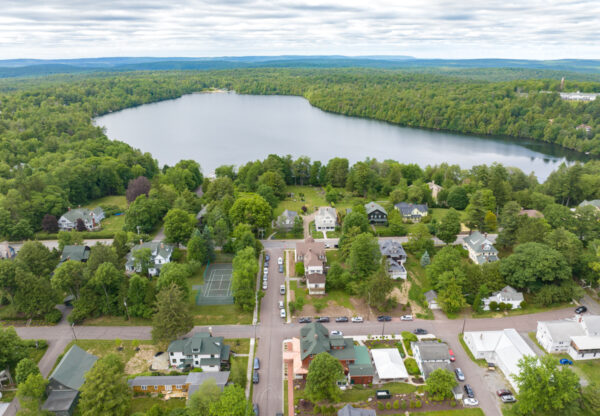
371, 348, 408, 382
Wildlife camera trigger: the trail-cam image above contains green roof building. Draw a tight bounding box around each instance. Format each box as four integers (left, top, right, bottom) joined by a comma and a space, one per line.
167, 332, 231, 371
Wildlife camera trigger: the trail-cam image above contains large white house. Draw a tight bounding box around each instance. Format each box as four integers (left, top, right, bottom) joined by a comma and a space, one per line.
483, 286, 524, 310
167, 332, 231, 371
296, 237, 327, 294
125, 241, 174, 276
315, 207, 337, 231
537, 315, 600, 360
462, 231, 499, 265
58, 207, 105, 231
463, 329, 535, 391
379, 240, 407, 280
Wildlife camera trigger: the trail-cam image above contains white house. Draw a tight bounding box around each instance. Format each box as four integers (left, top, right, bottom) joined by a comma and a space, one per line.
462, 231, 499, 264
371, 348, 408, 382
306, 274, 326, 295
125, 241, 174, 276
276, 209, 299, 231
412, 341, 451, 379
425, 290, 439, 310
315, 207, 337, 231
296, 237, 326, 274
58, 207, 105, 231
483, 286, 524, 310
463, 329, 535, 391
385, 258, 407, 280
167, 332, 231, 371
537, 315, 600, 360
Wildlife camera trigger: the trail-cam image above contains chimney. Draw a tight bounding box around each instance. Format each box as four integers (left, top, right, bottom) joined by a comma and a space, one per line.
209, 326, 213, 336
139, 239, 143, 246
68, 207, 71, 211
161, 242, 164, 249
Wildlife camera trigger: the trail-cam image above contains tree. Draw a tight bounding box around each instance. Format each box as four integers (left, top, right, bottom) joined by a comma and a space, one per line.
231, 247, 258, 312
425, 368, 457, 401
514, 355, 580, 416
156, 263, 191, 299
208, 384, 252, 416
164, 208, 196, 245
515, 217, 551, 244
426, 246, 464, 290
41, 214, 58, 233
436, 208, 461, 244
124, 194, 164, 233
326, 262, 349, 290
57, 230, 84, 251
126, 176, 151, 203
364, 265, 394, 311
187, 379, 222, 416
389, 187, 407, 205
16, 373, 48, 414
14, 270, 58, 318
447, 186, 469, 210
89, 262, 124, 314
406, 223, 434, 256
51, 260, 87, 298
387, 209, 407, 236
438, 278, 466, 314
258, 171, 286, 199
15, 358, 40, 385
342, 211, 369, 235
0, 260, 18, 304
497, 201, 521, 247
132, 247, 152, 276
187, 234, 209, 265
326, 157, 349, 187
580, 382, 600, 416
112, 231, 130, 259
15, 241, 57, 278
75, 218, 87, 232
256, 184, 278, 208
0, 326, 27, 371
10, 219, 33, 241
305, 352, 344, 403
213, 218, 230, 247
229, 194, 272, 231
348, 233, 381, 282
420, 251, 431, 267
500, 243, 571, 291
126, 274, 155, 319
544, 227, 583, 266
465, 189, 496, 230
292, 216, 303, 235
152, 283, 193, 343
85, 245, 120, 277
78, 354, 131, 416
484, 211, 497, 232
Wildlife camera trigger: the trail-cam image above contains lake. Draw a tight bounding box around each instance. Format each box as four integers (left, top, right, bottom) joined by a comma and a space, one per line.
95, 92, 589, 181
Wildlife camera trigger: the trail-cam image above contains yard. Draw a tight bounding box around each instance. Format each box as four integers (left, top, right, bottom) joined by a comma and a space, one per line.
289, 280, 370, 318
274, 185, 368, 217
129, 396, 186, 414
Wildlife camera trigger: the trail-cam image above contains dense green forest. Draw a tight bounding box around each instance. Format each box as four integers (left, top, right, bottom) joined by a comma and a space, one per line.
0, 68, 599, 236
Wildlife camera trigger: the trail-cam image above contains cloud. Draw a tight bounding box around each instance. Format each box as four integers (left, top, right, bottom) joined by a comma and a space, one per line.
0, 0, 599, 59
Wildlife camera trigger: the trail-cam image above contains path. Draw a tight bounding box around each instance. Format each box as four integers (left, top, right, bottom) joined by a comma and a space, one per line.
302, 212, 315, 239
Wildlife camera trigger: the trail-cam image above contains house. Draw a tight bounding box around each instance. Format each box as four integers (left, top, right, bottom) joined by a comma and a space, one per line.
427, 181, 443, 201
338, 404, 376, 416
463, 329, 535, 391
576, 124, 593, 135
296, 237, 326, 275
306, 273, 326, 295
394, 202, 428, 222
579, 200, 600, 211
519, 209, 544, 218
283, 338, 309, 379
58, 207, 104, 231
125, 241, 174, 277
42, 345, 98, 416
0, 242, 15, 260
0, 403, 9, 416
315, 206, 337, 231
299, 322, 356, 374
483, 286, 524, 311
425, 290, 439, 310
276, 209, 299, 231
379, 240, 407, 280
128, 371, 229, 398
347, 345, 374, 385
364, 202, 387, 224
412, 341, 451, 379
559, 91, 598, 101
385, 258, 407, 280
167, 332, 231, 371
371, 348, 408, 382
537, 315, 600, 360
462, 231, 499, 264
60, 245, 91, 264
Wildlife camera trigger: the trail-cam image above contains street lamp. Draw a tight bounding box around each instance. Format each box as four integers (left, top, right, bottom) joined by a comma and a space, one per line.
124, 299, 130, 321
71, 322, 77, 342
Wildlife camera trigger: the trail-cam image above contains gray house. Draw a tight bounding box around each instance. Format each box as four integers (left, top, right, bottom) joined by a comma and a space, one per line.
462, 231, 499, 265
42, 345, 98, 416
364, 202, 387, 224
125, 241, 174, 276
58, 207, 105, 231
412, 341, 452, 379
394, 202, 428, 222
276, 209, 299, 231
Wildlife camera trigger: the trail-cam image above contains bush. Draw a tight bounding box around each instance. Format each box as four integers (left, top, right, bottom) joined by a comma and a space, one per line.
451, 400, 457, 407
377, 402, 384, 410
386, 402, 391, 410
44, 309, 62, 324
313, 298, 327, 312
489, 301, 499, 311
415, 400, 422, 408
409, 400, 414, 408
401, 400, 407, 409
393, 400, 399, 409
520, 300, 528, 309
404, 358, 420, 375
313, 405, 320, 414
401, 331, 418, 342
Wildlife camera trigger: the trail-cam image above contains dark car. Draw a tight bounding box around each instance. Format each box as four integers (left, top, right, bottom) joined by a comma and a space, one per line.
413, 328, 428, 335
335, 316, 348, 322
278, 264, 284, 273
265, 254, 270, 262
377, 315, 392, 322
464, 384, 474, 398
575, 306, 587, 314
253, 371, 259, 384
299, 317, 312, 323
376, 390, 391, 399
253, 403, 259, 416
317, 317, 330, 323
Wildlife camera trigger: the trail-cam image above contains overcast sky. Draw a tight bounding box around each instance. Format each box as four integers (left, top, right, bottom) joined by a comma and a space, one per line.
1, 0, 599, 60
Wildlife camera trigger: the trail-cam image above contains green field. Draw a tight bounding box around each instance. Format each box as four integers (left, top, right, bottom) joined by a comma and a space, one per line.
83, 195, 128, 210
274, 185, 368, 217
129, 396, 186, 414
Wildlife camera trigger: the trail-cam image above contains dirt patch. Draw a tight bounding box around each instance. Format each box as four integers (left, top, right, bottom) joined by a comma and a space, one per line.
125, 345, 158, 374
399, 280, 424, 315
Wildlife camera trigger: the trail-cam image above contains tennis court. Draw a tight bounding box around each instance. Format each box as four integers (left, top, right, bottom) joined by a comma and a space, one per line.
195, 263, 234, 305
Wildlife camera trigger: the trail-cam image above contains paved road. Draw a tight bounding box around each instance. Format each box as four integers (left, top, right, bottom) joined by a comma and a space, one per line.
6, 238, 113, 253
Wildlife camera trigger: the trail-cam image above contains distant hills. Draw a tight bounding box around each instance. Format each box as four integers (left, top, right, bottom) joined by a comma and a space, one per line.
0, 56, 599, 78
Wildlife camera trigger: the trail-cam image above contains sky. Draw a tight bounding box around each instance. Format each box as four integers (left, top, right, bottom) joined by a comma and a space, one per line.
1, 0, 599, 60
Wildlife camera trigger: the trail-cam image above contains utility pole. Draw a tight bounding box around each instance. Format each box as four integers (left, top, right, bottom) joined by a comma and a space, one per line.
71, 322, 77, 342
124, 299, 130, 321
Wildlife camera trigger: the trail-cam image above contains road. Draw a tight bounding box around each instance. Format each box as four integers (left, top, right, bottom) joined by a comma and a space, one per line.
6, 238, 113, 253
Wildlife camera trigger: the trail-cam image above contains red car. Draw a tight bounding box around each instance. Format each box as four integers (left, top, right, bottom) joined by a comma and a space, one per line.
449, 349, 455, 362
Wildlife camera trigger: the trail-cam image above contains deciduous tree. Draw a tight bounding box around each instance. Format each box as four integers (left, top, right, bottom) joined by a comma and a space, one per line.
51, 260, 87, 298
41, 214, 58, 233
126, 176, 151, 203
208, 384, 252, 416
305, 352, 344, 403
436, 208, 461, 244
164, 208, 196, 245
425, 369, 457, 401
15, 358, 40, 385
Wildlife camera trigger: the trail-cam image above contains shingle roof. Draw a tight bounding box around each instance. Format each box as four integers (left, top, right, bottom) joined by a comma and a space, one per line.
41, 390, 79, 412
300, 322, 331, 359
413, 341, 450, 361
126, 241, 174, 268
424, 290, 438, 303
348, 346, 374, 377
128, 375, 188, 387
60, 245, 90, 263
394, 202, 428, 216
379, 240, 406, 259
421, 362, 454, 379
337, 404, 376, 416
365, 202, 387, 216
463, 231, 498, 256
167, 332, 227, 357
306, 273, 326, 284
186, 371, 230, 396
61, 207, 104, 223
296, 239, 325, 260
49, 345, 98, 391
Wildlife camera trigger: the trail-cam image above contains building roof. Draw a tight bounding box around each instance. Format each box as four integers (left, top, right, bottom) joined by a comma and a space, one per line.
421, 362, 454, 379
316, 206, 337, 220
280, 209, 298, 219
571, 336, 600, 350
299, 322, 354, 361
394, 202, 428, 216
463, 231, 498, 258
519, 209, 544, 218
61, 207, 104, 223
49, 345, 98, 391
167, 332, 229, 359
386, 258, 406, 274
424, 290, 438, 303
187, 371, 230, 396
127, 371, 230, 396
337, 404, 376, 416
489, 286, 524, 303
578, 200, 600, 209
371, 348, 408, 380
0, 403, 9, 416
304, 250, 323, 268
306, 273, 326, 285
365, 202, 387, 216
128, 375, 188, 387
41, 390, 79, 412
582, 315, 600, 336
348, 346, 374, 377
379, 240, 406, 259
60, 245, 90, 263
539, 319, 586, 343
413, 341, 450, 361
296, 238, 325, 260
126, 241, 174, 267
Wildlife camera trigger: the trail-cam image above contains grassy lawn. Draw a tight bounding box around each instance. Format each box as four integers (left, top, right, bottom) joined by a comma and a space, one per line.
527, 332, 545, 351
188, 264, 207, 287
83, 195, 128, 210
326, 249, 341, 264
56, 340, 152, 369
274, 186, 369, 217
405, 253, 432, 292
100, 213, 125, 234
296, 382, 416, 404
0, 390, 16, 402
411, 409, 485, 416
458, 334, 487, 367
472, 300, 574, 319
272, 230, 304, 240
190, 304, 253, 326
129, 396, 185, 414
291, 280, 307, 306
226, 338, 250, 354
309, 221, 324, 239
283, 380, 288, 416
82, 315, 152, 326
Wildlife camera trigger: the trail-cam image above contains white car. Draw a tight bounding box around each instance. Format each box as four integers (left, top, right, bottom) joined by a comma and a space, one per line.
351, 316, 364, 323
280, 309, 286, 318
463, 398, 479, 406
263, 267, 269, 274
262, 282, 267, 290
277, 257, 283, 265
400, 315, 413, 321
331, 330, 343, 336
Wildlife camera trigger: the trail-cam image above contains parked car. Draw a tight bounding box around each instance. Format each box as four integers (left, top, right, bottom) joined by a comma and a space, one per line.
265, 254, 270, 262
263, 273, 268, 281
500, 394, 516, 403
400, 315, 413, 321
324, 243, 330, 248
377, 315, 392, 322
278, 264, 284, 273
253, 403, 259, 416
262, 281, 267, 290
449, 349, 455, 362
253, 358, 260, 370
455, 368, 465, 381
278, 300, 284, 309
280, 285, 286, 295
263, 267, 268, 274
463, 384, 474, 398
278, 257, 283, 265
463, 398, 479, 406
376, 390, 391, 399
413, 328, 428, 335
299, 317, 311, 323
335, 316, 349, 322
253, 371, 259, 384
351, 316, 364, 323
264, 261, 269, 268
280, 309, 286, 318
317, 317, 330, 323
331, 330, 343, 336
560, 358, 573, 365
575, 306, 588, 314
496, 389, 512, 397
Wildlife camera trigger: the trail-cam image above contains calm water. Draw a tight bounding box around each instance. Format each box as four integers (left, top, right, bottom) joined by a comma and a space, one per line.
95, 92, 589, 181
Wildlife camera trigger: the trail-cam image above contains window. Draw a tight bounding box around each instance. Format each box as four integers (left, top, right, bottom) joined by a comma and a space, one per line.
141, 385, 147, 391
195, 361, 199, 365
154, 385, 158, 390
165, 385, 172, 391
175, 385, 183, 390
